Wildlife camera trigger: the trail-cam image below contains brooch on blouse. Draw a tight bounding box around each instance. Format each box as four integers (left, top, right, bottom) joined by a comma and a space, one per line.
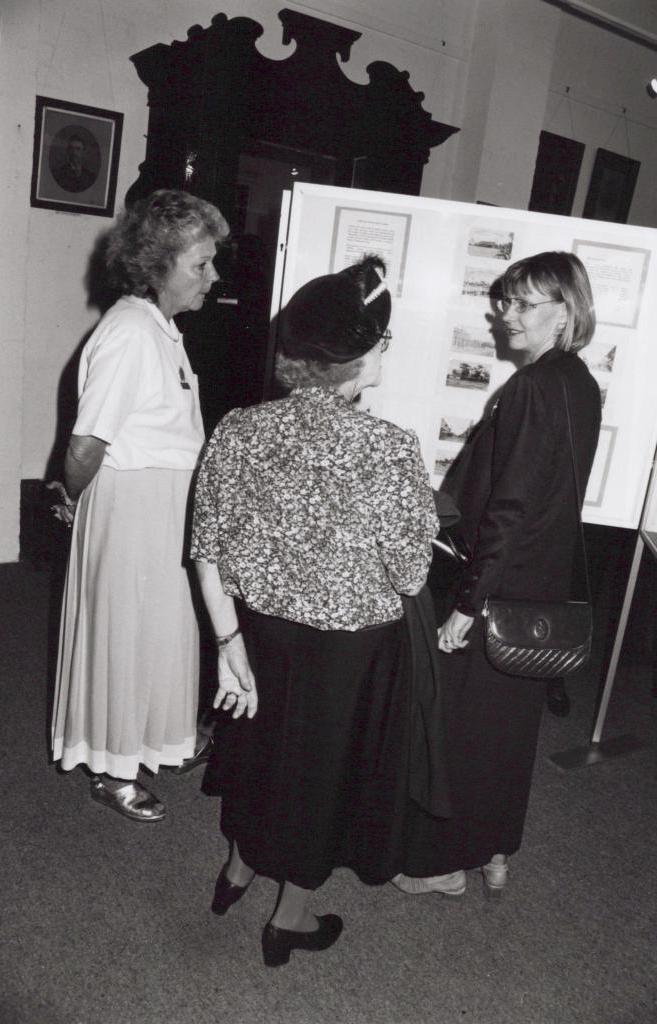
178, 366, 191, 390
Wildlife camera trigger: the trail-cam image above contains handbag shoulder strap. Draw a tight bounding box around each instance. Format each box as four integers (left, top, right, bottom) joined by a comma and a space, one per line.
560, 374, 592, 603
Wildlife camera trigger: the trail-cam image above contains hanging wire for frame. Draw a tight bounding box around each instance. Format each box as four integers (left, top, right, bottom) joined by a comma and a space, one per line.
603, 106, 632, 156
623, 108, 632, 157
547, 85, 576, 138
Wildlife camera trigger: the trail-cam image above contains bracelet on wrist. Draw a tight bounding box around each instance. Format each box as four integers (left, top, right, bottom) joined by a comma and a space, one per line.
215, 626, 241, 649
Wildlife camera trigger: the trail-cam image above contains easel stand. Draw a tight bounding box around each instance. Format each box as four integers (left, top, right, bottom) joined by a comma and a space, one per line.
550, 531, 647, 770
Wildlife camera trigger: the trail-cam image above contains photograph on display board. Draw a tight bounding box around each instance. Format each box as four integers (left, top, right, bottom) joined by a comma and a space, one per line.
461, 265, 500, 298
439, 414, 474, 443
445, 357, 492, 391
593, 376, 609, 412
433, 445, 460, 478
467, 226, 514, 261
450, 322, 496, 358
579, 341, 616, 375
573, 239, 650, 329
329, 206, 411, 297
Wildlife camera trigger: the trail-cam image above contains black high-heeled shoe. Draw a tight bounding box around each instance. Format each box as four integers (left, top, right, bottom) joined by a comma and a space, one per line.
261, 914, 343, 968
170, 736, 214, 775
210, 866, 252, 916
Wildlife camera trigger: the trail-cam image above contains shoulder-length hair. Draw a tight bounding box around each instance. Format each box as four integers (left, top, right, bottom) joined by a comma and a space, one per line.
105, 189, 230, 300
501, 251, 596, 352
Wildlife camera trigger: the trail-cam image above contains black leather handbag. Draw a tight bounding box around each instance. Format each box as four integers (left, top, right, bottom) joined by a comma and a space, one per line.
483, 596, 592, 678
483, 377, 593, 680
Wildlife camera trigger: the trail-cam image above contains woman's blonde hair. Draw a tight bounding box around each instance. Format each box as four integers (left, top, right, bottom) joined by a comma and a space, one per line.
501, 251, 596, 352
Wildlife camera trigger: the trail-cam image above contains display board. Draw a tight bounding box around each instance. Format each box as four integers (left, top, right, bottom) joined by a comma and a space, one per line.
640, 456, 657, 558
273, 184, 657, 528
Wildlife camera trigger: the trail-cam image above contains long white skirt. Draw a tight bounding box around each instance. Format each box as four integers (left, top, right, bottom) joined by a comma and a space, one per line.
51, 467, 199, 778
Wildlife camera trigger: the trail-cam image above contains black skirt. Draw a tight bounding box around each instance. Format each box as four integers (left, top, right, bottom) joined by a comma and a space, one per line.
215, 606, 412, 890
401, 615, 546, 875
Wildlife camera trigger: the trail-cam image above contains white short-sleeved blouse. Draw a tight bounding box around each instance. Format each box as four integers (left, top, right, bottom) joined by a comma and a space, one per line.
73, 296, 205, 470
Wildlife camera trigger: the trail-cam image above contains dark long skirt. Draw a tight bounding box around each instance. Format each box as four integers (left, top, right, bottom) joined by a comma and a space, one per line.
216, 607, 412, 890
401, 615, 546, 875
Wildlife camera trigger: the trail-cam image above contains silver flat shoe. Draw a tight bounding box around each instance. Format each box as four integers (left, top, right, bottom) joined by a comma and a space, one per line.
90, 778, 166, 822
391, 871, 466, 897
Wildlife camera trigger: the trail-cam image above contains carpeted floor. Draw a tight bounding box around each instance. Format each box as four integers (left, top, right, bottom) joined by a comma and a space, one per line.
1, 553, 656, 1024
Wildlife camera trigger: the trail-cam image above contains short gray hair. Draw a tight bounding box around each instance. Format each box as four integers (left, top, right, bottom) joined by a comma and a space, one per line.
106, 189, 230, 300
275, 351, 364, 390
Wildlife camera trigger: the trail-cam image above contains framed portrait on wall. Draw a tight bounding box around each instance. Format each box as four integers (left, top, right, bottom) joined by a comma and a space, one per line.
583, 148, 640, 224
30, 96, 123, 217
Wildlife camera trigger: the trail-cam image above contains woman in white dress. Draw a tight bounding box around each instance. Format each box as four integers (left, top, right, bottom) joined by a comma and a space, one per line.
51, 190, 229, 821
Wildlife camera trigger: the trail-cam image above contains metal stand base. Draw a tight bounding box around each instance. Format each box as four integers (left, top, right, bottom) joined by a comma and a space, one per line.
550, 533, 648, 773
549, 734, 645, 771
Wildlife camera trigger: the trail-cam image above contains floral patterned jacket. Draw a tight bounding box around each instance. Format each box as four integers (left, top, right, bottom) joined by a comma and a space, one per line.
190, 385, 438, 631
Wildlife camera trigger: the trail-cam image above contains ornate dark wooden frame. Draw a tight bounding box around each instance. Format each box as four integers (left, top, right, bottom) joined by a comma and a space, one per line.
126, 9, 459, 216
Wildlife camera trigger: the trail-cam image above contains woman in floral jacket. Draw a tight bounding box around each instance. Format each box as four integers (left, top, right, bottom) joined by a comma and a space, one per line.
191, 255, 439, 967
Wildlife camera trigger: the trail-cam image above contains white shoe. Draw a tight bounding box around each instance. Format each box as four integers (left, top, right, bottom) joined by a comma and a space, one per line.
481, 857, 509, 898
391, 871, 466, 897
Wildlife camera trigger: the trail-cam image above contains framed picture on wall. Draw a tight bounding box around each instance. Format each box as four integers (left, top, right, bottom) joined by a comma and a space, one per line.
30, 96, 123, 217
529, 131, 585, 216
582, 148, 640, 224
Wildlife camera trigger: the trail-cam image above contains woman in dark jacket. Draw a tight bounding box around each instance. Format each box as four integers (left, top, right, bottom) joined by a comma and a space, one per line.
394, 251, 601, 898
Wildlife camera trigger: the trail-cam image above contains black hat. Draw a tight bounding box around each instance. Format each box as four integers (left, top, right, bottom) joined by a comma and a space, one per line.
279, 254, 391, 364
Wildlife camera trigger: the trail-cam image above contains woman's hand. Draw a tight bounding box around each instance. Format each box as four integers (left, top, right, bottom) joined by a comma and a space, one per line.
437, 609, 474, 653
194, 562, 256, 717
214, 634, 258, 719
46, 481, 77, 527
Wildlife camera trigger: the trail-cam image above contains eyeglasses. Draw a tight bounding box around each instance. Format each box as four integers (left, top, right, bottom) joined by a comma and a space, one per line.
495, 297, 558, 315
379, 329, 392, 351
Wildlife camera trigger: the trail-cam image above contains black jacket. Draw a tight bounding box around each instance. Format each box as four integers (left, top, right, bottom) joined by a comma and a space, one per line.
442, 348, 601, 613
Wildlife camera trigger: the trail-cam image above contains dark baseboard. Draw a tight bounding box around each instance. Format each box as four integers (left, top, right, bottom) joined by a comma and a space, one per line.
20, 479, 70, 569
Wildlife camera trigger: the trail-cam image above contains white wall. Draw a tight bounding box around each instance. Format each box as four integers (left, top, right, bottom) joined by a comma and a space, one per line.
545, 11, 657, 226
3, 0, 657, 560
0, 2, 37, 562
450, 0, 561, 207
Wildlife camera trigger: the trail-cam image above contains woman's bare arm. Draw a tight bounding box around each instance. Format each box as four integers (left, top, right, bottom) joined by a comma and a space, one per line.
64, 434, 108, 500
195, 560, 257, 719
